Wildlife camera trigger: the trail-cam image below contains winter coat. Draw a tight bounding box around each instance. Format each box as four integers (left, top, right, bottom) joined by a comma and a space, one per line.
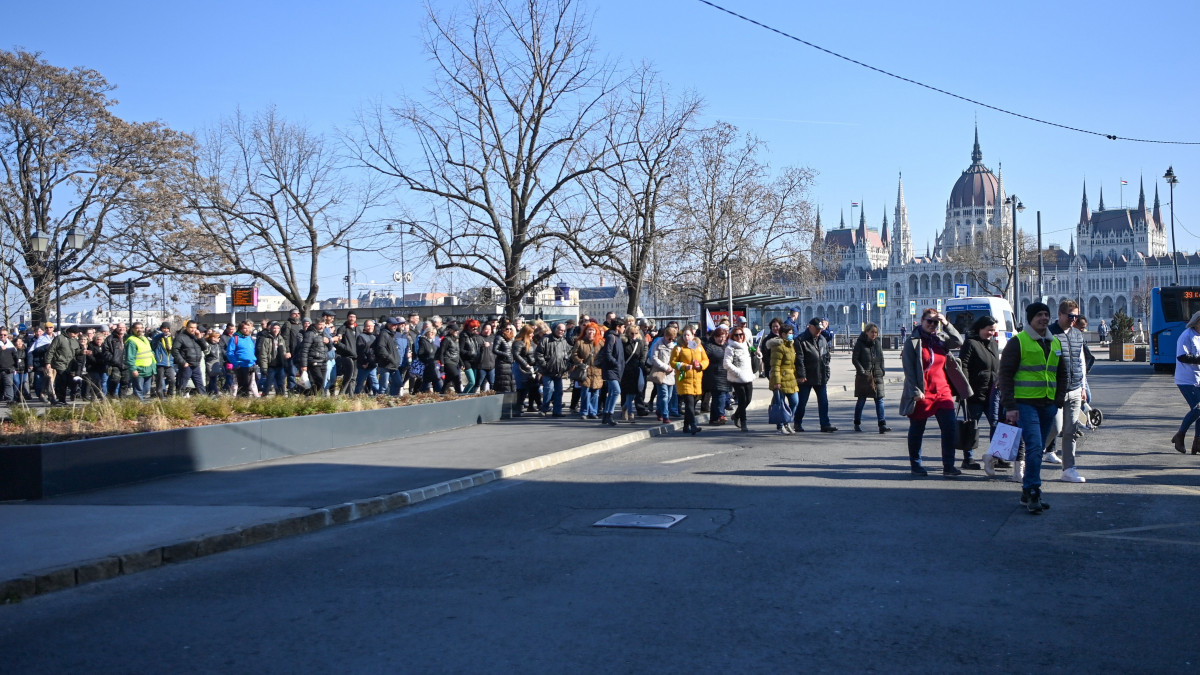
281, 319, 304, 356
702, 341, 730, 393
670, 342, 709, 397
334, 322, 359, 359
758, 330, 782, 378
768, 340, 798, 394
224, 333, 257, 369
150, 332, 174, 368
959, 333, 1000, 405
202, 340, 223, 368
794, 329, 831, 387
172, 331, 207, 369
417, 335, 438, 368
571, 341, 604, 390
899, 323, 971, 418
374, 327, 402, 370
597, 329, 625, 382
514, 339, 537, 378
535, 334, 572, 377
437, 333, 461, 369
356, 331, 378, 370
85, 341, 107, 375
298, 328, 328, 368
478, 334, 496, 370
256, 333, 287, 370
723, 340, 756, 385
493, 335, 515, 392
620, 334, 645, 395
47, 333, 81, 372
851, 332, 886, 399
648, 339, 675, 385
460, 332, 483, 369
101, 333, 128, 373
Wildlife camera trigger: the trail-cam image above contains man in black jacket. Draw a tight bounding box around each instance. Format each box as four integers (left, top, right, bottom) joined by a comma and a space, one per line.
373, 317, 402, 392
535, 323, 572, 416
256, 322, 288, 396
173, 320, 208, 395
297, 322, 329, 395
101, 323, 129, 397
281, 309, 305, 391
438, 322, 463, 394
794, 317, 836, 432
354, 319, 378, 394
0, 327, 15, 402
334, 312, 360, 395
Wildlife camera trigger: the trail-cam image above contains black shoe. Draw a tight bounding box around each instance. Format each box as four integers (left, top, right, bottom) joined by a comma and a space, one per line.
879, 424, 891, 433
853, 422, 862, 432
794, 425, 805, 433
689, 426, 702, 435
552, 413, 565, 418
820, 426, 838, 433
961, 459, 981, 470
911, 466, 929, 476
942, 467, 963, 478
994, 459, 1012, 469
1023, 487, 1044, 514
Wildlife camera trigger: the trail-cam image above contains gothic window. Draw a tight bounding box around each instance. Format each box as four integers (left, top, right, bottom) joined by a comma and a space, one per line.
976, 218, 983, 225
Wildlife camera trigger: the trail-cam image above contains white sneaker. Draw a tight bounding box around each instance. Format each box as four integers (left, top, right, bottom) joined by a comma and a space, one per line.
1044, 451, 1063, 465
983, 455, 996, 478
777, 428, 788, 435
784, 425, 794, 435
1061, 467, 1086, 483
1010, 460, 1025, 483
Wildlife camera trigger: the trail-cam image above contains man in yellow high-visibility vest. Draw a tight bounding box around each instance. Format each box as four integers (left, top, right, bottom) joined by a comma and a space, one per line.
124, 322, 157, 402
998, 302, 1068, 515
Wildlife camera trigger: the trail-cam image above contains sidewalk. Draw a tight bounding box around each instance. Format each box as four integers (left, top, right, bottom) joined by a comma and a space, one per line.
1, 353, 896, 600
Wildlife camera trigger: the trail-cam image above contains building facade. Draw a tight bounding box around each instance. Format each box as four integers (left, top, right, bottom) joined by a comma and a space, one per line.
798, 129, 1193, 332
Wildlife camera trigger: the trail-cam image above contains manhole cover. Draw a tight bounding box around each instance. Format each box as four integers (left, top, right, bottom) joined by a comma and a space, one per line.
593, 513, 687, 529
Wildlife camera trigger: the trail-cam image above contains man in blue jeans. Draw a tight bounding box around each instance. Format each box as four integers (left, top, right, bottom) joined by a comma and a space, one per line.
998, 302, 1067, 515
535, 323, 571, 416
597, 318, 625, 426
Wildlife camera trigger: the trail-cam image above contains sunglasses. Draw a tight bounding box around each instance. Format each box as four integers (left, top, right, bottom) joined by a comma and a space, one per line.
922, 318, 938, 324
1066, 314, 1080, 321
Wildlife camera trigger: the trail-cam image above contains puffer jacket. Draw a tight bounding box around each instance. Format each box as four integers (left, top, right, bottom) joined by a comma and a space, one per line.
437, 332, 461, 369
493, 335, 515, 392
173, 331, 207, 369
768, 340, 798, 394
852, 331, 886, 399
298, 328, 328, 368
256, 333, 287, 370
597, 329, 625, 382
224, 333, 257, 368
702, 341, 729, 393
670, 342, 709, 397
648, 339, 675, 383
724, 339, 755, 385
620, 334, 644, 395
571, 341, 603, 390
794, 329, 831, 386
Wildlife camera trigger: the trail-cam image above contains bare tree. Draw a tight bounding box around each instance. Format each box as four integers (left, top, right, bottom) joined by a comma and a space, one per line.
943, 227, 1038, 298
666, 121, 817, 302
0, 49, 191, 324
350, 0, 616, 319
131, 107, 385, 315
566, 66, 701, 315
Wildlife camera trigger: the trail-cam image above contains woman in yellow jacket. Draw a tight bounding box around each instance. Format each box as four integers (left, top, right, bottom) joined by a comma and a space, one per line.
769, 324, 800, 434
670, 325, 709, 435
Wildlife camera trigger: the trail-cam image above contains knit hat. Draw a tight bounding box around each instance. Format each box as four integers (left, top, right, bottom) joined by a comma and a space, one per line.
1025, 302, 1050, 323
807, 317, 823, 327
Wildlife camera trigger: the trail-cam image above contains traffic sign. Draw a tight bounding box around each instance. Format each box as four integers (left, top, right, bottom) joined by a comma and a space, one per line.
842, 305, 848, 314
860, 302, 866, 311
909, 301, 916, 316
108, 280, 151, 295
876, 290, 886, 308
954, 283, 969, 299
936, 298, 944, 312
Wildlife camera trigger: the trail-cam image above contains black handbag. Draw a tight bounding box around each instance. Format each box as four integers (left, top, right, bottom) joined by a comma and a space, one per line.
955, 400, 978, 450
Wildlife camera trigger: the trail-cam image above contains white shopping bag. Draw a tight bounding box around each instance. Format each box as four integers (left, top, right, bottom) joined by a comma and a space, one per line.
987, 422, 1022, 461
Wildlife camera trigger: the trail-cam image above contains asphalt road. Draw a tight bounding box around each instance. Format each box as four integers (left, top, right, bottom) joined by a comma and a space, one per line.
2, 360, 1198, 673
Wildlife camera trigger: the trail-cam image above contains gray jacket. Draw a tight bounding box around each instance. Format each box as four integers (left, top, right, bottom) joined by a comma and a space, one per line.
899, 323, 971, 417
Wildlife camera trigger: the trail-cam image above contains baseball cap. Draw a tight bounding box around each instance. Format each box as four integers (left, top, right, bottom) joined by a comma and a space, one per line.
386, 316, 402, 325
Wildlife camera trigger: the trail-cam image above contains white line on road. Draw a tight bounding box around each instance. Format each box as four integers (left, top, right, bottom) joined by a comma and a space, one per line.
662, 453, 717, 464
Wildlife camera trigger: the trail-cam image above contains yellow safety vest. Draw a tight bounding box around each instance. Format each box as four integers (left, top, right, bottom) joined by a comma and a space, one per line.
1013, 331, 1060, 400
127, 335, 154, 369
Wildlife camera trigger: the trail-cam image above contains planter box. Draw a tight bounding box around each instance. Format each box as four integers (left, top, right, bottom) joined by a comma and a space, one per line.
0, 395, 503, 501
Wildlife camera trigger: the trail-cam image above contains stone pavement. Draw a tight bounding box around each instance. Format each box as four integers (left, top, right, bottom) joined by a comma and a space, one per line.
0, 349, 903, 600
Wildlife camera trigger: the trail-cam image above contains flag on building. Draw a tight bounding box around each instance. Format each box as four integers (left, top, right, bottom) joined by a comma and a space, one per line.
851, 201, 859, 207
1121, 180, 1128, 185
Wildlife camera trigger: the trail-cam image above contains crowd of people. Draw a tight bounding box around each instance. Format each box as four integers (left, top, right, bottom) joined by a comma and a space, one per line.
0, 300, 1106, 514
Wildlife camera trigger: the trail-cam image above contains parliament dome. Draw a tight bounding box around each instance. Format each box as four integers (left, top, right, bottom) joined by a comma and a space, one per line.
948, 130, 999, 209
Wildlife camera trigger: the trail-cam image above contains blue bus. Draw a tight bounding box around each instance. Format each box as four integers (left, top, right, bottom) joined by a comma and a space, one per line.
1150, 286, 1200, 371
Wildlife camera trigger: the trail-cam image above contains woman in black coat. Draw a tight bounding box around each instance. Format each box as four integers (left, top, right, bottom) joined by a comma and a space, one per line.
959, 314, 1006, 474
492, 325, 515, 393
851, 323, 890, 433
702, 327, 731, 425
619, 325, 645, 422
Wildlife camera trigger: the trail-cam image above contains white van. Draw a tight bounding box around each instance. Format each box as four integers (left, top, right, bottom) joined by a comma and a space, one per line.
944, 296, 1017, 351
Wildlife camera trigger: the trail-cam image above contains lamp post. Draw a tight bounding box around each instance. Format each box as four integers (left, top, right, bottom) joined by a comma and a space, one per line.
29, 227, 84, 324
1165, 166, 1180, 285
720, 267, 733, 327
1004, 195, 1025, 313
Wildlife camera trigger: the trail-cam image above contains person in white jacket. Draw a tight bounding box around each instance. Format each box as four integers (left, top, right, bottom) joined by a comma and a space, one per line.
1173, 310, 1200, 454
649, 325, 678, 423
724, 325, 756, 431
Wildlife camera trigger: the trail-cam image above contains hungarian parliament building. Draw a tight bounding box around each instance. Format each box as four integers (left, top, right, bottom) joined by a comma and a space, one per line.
799, 129, 1191, 331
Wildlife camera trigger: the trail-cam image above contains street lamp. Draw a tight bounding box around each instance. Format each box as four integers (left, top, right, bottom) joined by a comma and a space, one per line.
1165, 166, 1180, 285
30, 226, 83, 324
1004, 195, 1025, 313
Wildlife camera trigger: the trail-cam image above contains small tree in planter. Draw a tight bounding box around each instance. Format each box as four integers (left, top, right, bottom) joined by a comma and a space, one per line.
1110, 309, 1134, 360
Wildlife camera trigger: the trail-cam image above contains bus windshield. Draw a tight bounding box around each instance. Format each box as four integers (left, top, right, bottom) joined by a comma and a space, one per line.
1157, 287, 1200, 323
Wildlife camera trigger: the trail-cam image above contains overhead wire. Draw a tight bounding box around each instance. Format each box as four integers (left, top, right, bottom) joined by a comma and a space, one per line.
694, 0, 1200, 145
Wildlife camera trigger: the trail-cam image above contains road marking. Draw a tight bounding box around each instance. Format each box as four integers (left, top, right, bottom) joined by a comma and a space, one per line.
662, 453, 716, 464
1068, 521, 1200, 546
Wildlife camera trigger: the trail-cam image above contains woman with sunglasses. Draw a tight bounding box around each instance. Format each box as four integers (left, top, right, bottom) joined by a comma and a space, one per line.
724, 325, 756, 431
899, 308, 970, 476
851, 322, 890, 433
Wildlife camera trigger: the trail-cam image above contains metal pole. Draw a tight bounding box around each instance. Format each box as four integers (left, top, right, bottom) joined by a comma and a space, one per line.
1166, 167, 1180, 285
127, 280, 134, 326
400, 228, 407, 306
345, 243, 353, 308
1011, 198, 1019, 313
726, 267, 734, 327
54, 244, 61, 326
1037, 211, 1043, 302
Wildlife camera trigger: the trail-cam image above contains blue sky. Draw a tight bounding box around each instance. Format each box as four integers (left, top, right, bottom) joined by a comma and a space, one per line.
6, 0, 1197, 310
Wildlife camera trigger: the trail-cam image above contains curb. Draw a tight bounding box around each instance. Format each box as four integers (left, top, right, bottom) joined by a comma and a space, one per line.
0, 420, 684, 605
